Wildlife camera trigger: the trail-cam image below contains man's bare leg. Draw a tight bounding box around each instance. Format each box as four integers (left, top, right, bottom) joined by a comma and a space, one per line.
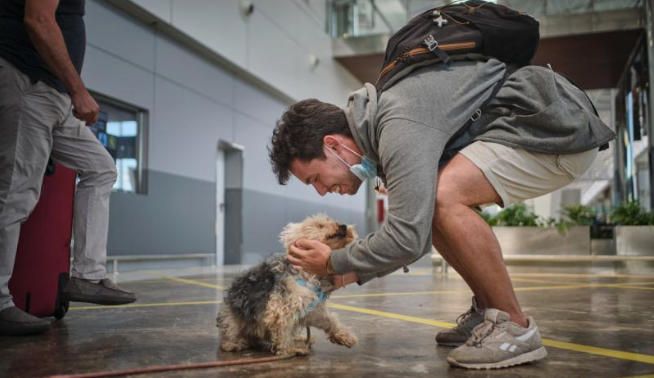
431, 228, 487, 309
432, 153, 526, 327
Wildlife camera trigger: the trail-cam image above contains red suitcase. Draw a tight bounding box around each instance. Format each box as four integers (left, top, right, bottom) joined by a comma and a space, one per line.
8, 161, 76, 319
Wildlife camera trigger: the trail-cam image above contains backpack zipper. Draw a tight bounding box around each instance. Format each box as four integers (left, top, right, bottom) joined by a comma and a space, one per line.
379, 41, 476, 77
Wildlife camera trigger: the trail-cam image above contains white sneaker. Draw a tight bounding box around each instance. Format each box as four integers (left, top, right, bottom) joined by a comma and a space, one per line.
447, 308, 547, 369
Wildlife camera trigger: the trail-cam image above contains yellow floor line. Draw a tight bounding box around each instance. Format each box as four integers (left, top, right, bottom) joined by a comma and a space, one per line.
609, 285, 654, 291
68, 280, 654, 311
70, 300, 221, 310
543, 339, 654, 365
165, 276, 224, 290
405, 271, 654, 283
514, 282, 654, 292
68, 292, 654, 365
332, 289, 466, 299
161, 275, 654, 301
602, 281, 654, 286
511, 277, 566, 284
327, 303, 654, 365
333, 283, 608, 299
164, 273, 654, 294
328, 303, 456, 329
510, 272, 654, 279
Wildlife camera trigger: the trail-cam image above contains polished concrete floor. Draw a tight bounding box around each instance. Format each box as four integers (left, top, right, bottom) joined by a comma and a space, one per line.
1, 264, 654, 377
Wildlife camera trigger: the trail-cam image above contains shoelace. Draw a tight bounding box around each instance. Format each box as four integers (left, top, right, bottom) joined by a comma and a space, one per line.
467, 320, 497, 347
455, 306, 476, 327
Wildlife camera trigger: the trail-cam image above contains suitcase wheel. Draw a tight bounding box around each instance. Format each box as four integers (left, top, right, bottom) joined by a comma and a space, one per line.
54, 300, 69, 320
54, 273, 70, 320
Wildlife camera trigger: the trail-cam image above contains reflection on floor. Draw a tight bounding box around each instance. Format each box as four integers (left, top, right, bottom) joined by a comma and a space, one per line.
1, 267, 654, 377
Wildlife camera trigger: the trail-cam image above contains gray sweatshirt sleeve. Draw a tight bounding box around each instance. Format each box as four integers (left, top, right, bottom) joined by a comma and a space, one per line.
330, 119, 447, 284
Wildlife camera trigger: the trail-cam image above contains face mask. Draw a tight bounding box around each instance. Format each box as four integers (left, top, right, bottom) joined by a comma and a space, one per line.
326, 144, 377, 181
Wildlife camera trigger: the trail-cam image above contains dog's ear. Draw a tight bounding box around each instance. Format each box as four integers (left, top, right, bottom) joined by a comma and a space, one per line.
279, 222, 300, 249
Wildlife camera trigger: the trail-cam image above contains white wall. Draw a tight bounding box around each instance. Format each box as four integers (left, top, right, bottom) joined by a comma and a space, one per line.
82, 0, 366, 257
86, 0, 359, 192
129, 0, 362, 105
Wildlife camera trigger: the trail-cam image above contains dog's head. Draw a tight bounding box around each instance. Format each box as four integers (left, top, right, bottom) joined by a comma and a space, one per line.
280, 213, 357, 251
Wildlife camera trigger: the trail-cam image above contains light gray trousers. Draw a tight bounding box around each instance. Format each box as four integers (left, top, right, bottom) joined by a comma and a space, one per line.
0, 57, 117, 311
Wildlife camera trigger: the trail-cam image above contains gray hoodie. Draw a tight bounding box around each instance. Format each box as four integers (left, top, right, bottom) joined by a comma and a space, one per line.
329, 59, 615, 283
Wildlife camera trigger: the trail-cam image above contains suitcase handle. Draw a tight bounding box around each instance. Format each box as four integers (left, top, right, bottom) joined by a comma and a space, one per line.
45, 159, 56, 176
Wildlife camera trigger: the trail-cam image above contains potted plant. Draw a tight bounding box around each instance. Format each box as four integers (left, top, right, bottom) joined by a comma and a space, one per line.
483, 203, 592, 255
611, 201, 654, 256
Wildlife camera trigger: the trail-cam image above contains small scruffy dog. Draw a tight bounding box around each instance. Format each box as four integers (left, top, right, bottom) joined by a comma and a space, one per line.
217, 214, 358, 356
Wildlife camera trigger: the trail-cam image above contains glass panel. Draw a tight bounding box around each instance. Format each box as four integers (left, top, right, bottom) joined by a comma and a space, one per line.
88, 95, 147, 194
327, 0, 644, 38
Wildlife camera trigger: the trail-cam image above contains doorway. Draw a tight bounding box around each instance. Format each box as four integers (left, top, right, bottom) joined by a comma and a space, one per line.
216, 140, 244, 266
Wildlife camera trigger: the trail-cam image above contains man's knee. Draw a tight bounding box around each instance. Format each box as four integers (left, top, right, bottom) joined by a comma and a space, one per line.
433, 154, 501, 231
96, 158, 117, 187
436, 153, 501, 208
78, 153, 117, 188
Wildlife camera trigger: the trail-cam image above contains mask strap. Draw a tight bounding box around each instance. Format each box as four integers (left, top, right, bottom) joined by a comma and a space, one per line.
339, 144, 363, 159
325, 145, 353, 168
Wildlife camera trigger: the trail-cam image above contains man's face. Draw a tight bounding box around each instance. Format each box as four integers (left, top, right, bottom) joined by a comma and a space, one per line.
290, 150, 363, 196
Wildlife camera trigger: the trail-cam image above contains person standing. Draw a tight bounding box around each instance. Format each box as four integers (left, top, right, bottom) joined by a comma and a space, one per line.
0, 0, 136, 337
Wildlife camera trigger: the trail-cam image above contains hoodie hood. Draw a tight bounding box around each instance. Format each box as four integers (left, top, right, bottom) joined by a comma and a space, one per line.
344, 83, 380, 164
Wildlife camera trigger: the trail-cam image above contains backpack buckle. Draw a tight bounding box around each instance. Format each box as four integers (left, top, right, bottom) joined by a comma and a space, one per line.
424, 34, 439, 51
470, 108, 482, 122
424, 34, 451, 65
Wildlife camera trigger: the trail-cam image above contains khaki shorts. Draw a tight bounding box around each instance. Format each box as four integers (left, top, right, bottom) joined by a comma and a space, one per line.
459, 141, 598, 207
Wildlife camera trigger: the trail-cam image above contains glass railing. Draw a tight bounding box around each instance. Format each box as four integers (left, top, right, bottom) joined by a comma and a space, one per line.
326, 0, 643, 39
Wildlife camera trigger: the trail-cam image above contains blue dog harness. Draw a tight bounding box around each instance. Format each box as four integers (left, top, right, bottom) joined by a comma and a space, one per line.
295, 277, 328, 315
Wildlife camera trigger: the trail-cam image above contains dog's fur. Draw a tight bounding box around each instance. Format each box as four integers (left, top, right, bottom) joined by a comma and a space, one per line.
216, 214, 358, 355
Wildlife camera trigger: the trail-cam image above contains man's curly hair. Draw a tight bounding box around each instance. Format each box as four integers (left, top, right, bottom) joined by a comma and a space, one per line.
268, 99, 351, 185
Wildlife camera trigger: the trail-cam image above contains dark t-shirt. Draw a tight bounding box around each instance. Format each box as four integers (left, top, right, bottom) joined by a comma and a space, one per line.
0, 0, 85, 93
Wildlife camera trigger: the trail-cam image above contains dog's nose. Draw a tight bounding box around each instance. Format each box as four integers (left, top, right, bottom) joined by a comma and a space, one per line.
338, 224, 347, 235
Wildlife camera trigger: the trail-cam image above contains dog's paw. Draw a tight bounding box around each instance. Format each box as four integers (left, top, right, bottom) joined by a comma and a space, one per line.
219, 340, 248, 352
275, 347, 311, 356
329, 329, 358, 348
293, 347, 312, 356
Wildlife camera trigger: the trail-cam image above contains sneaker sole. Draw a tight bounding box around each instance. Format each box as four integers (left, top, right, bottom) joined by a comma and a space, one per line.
447, 346, 548, 369
436, 340, 465, 347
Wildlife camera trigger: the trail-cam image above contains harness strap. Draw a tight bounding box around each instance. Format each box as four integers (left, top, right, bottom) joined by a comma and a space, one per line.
295, 278, 328, 315
440, 64, 517, 164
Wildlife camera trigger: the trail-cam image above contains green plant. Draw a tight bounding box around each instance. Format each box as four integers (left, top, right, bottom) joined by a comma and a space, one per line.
491, 203, 540, 227
479, 203, 594, 234
478, 209, 498, 226
541, 216, 572, 235
561, 204, 596, 225
610, 201, 654, 225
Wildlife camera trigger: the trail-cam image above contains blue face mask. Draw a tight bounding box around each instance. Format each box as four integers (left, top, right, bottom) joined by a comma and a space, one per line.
326, 144, 377, 181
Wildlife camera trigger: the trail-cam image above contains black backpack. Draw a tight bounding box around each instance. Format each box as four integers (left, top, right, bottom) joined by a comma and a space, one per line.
376, 0, 540, 91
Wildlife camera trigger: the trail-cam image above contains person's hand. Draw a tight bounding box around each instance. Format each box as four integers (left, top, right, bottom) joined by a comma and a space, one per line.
287, 239, 331, 276
71, 87, 100, 124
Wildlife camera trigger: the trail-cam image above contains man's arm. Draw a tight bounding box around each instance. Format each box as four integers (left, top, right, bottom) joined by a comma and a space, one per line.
329, 120, 447, 283
24, 0, 99, 124
289, 120, 447, 285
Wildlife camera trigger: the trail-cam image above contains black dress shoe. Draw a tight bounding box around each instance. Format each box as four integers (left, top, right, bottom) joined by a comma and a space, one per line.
0, 307, 51, 336
63, 277, 136, 305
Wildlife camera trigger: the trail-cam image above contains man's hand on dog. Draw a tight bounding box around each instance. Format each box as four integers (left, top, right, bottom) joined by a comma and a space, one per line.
288, 239, 359, 288
288, 239, 331, 276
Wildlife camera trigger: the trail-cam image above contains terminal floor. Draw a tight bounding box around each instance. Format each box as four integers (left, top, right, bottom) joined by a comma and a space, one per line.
1, 269, 654, 377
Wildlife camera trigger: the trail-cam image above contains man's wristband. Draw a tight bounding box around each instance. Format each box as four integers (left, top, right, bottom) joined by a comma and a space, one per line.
325, 255, 336, 275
